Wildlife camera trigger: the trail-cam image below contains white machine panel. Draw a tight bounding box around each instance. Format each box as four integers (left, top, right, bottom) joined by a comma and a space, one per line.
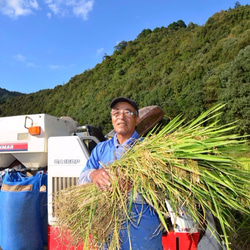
47, 136, 90, 225
0, 114, 77, 168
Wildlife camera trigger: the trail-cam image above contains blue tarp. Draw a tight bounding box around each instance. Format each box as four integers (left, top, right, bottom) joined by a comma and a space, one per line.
0, 171, 48, 250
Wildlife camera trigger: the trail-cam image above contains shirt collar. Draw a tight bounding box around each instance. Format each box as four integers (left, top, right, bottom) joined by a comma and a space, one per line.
113, 130, 140, 160
114, 130, 140, 148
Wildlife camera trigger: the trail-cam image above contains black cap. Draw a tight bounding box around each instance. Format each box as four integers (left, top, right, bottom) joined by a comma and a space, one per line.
110, 97, 139, 113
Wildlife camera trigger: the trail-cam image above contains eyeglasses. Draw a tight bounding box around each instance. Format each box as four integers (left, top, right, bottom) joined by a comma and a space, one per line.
111, 110, 136, 118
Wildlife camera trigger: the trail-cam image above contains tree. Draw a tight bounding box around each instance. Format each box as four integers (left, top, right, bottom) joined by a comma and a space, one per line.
168, 20, 186, 30
234, 1, 241, 8
218, 46, 250, 134
137, 29, 152, 39
114, 41, 128, 54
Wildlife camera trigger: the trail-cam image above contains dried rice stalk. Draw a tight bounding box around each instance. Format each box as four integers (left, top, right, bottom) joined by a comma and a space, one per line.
54, 104, 250, 249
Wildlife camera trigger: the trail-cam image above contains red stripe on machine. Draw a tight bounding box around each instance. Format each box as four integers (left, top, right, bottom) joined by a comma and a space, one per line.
0, 143, 28, 151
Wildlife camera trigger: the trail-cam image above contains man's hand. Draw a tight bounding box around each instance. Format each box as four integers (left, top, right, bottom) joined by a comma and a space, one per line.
117, 170, 132, 193
90, 169, 111, 191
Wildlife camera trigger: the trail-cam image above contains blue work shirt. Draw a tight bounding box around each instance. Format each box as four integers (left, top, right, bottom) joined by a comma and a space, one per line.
78, 130, 140, 184
78, 130, 163, 249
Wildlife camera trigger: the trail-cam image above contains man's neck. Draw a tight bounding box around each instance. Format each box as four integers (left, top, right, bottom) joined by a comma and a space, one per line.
116, 135, 130, 145
116, 132, 136, 145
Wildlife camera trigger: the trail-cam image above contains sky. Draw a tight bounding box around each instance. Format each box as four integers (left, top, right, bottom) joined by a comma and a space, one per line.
0, 0, 248, 94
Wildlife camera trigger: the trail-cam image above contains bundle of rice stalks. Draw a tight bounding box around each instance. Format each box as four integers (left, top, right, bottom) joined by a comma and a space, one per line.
55, 104, 250, 249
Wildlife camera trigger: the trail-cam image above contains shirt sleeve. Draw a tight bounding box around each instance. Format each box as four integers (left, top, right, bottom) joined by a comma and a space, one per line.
78, 169, 95, 184
78, 143, 102, 185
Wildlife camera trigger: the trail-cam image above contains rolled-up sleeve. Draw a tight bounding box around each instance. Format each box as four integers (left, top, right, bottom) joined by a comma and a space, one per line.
78, 169, 95, 184
78, 138, 115, 185
78, 145, 100, 185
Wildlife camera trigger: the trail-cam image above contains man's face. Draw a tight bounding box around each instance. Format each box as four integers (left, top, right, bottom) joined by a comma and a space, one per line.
111, 101, 139, 140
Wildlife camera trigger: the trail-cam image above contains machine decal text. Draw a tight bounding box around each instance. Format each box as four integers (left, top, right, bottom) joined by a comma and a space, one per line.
54, 159, 81, 164
0, 143, 28, 151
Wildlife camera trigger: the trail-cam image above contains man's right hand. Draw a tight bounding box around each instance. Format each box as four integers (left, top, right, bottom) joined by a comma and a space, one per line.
90, 169, 111, 191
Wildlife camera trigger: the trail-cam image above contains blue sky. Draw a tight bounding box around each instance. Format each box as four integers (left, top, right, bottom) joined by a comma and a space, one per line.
0, 0, 248, 94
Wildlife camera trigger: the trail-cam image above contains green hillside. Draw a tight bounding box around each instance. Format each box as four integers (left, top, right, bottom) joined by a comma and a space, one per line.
0, 5, 249, 135
0, 88, 24, 104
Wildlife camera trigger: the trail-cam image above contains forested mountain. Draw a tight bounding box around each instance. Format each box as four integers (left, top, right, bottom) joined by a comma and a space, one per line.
0, 5, 249, 135
0, 88, 24, 104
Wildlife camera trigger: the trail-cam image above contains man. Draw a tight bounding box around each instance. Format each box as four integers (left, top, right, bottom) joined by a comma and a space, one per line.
78, 97, 162, 249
